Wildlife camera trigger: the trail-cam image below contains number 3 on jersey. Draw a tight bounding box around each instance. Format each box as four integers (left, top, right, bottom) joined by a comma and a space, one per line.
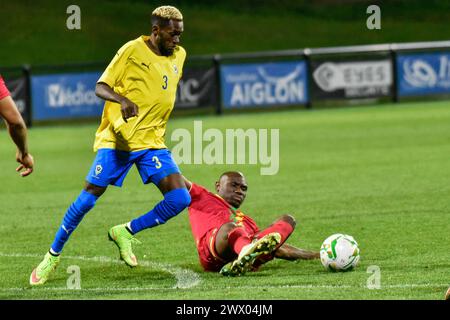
162, 75, 168, 90
152, 156, 162, 169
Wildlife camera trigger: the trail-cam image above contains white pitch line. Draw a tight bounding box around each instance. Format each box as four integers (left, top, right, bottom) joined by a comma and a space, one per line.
211, 283, 449, 290
1, 287, 183, 292
0, 252, 446, 293
1, 283, 447, 292
0, 252, 201, 289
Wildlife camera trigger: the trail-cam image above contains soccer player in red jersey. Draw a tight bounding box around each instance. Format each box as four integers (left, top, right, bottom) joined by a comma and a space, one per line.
184, 171, 319, 276
0, 75, 34, 177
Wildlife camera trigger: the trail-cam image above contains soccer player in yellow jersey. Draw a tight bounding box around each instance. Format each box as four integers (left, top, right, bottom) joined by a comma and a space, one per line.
30, 6, 191, 286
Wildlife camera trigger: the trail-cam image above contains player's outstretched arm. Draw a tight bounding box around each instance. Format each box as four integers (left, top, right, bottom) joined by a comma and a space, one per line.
95, 82, 139, 122
274, 244, 320, 261
0, 96, 34, 177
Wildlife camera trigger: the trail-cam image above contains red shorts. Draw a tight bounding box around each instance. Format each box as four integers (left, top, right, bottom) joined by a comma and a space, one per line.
196, 227, 229, 272
196, 219, 292, 272
196, 227, 281, 272
0, 76, 11, 100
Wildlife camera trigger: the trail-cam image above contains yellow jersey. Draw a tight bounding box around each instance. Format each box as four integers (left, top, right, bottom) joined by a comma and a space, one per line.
94, 35, 186, 152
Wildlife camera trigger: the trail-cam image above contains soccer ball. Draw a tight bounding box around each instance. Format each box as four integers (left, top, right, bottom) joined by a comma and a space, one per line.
320, 234, 360, 272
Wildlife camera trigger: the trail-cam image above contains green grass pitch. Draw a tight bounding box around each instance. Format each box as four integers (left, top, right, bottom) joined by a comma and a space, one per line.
0, 100, 449, 299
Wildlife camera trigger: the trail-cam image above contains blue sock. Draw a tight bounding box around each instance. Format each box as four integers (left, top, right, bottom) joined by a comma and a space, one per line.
51, 190, 98, 254
130, 188, 191, 234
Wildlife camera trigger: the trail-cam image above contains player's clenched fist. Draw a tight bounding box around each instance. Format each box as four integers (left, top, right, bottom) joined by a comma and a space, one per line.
16, 151, 34, 177
119, 98, 139, 122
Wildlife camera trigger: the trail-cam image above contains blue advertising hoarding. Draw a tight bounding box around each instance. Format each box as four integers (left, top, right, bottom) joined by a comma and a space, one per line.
397, 52, 450, 97
220, 61, 308, 108
31, 72, 104, 120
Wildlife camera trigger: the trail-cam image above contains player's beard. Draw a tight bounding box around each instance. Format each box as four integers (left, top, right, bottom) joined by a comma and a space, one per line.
158, 38, 174, 57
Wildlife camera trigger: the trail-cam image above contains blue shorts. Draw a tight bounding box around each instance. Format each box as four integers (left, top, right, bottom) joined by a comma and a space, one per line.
86, 148, 181, 187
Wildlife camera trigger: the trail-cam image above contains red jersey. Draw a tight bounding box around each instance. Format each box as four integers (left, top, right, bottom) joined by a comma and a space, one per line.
188, 183, 259, 245
188, 183, 260, 271
0, 76, 11, 100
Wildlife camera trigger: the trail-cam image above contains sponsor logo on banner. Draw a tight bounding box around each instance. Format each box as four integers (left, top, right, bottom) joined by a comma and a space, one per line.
221, 61, 308, 108
31, 72, 103, 120
4, 75, 30, 125
4, 76, 27, 114
47, 83, 101, 108
175, 67, 216, 108
398, 53, 450, 96
312, 60, 392, 98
